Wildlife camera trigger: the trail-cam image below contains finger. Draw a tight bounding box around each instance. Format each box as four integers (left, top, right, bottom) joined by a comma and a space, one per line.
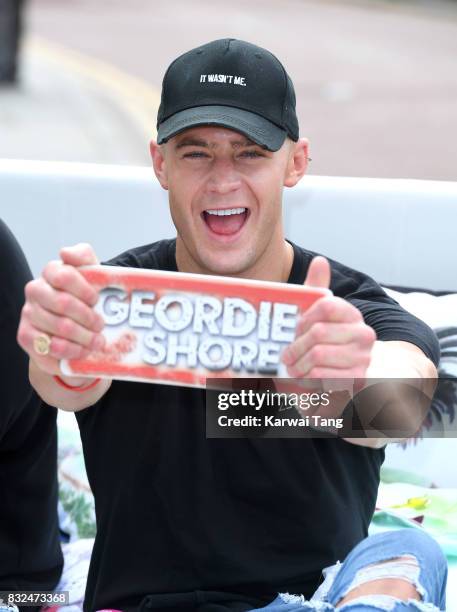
296, 297, 363, 337
50, 335, 95, 360
25, 302, 105, 350
282, 322, 375, 366
42, 261, 99, 306
28, 353, 62, 376
60, 243, 99, 267
288, 366, 369, 381
304, 256, 331, 289
25, 280, 104, 331
17, 323, 91, 366
286, 344, 372, 378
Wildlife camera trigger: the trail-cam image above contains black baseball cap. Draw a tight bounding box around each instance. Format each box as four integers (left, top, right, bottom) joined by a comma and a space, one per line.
157, 38, 299, 152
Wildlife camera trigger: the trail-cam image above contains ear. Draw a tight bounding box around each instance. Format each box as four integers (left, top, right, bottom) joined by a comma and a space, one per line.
150, 140, 169, 190
283, 138, 309, 188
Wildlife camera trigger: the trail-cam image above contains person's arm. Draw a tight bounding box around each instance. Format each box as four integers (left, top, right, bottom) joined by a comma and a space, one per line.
281, 256, 438, 448
343, 340, 437, 448
17, 243, 111, 412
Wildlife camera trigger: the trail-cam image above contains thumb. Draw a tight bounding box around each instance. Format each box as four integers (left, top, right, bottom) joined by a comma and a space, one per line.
304, 256, 331, 289
60, 243, 99, 267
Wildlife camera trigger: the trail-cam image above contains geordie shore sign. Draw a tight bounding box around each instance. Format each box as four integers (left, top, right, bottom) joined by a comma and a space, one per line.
61, 266, 330, 388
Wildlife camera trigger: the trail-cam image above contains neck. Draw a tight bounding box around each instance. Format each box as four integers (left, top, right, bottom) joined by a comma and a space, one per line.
175, 238, 294, 283
234, 239, 294, 283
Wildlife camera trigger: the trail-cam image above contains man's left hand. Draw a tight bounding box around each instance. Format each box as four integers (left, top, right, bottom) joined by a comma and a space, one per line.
281, 256, 376, 378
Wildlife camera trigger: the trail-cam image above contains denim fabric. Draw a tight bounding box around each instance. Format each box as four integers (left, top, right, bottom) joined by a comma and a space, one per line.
0, 604, 19, 612
252, 529, 448, 611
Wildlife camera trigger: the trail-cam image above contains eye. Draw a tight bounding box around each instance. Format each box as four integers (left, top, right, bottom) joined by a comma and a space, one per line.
182, 151, 209, 159
239, 149, 264, 159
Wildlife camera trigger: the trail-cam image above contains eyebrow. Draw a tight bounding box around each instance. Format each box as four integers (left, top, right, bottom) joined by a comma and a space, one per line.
174, 137, 258, 150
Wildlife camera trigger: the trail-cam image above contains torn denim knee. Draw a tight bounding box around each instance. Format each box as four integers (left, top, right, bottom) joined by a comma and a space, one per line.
336, 556, 441, 611
344, 555, 424, 600
337, 594, 442, 610
326, 529, 447, 611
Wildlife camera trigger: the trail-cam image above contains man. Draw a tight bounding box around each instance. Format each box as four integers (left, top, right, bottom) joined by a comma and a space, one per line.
0, 219, 63, 612
17, 40, 447, 611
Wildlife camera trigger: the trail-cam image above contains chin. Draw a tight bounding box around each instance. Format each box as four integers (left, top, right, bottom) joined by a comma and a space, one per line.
198, 250, 253, 277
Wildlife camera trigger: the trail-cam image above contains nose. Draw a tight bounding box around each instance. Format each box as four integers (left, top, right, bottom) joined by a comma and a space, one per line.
206, 159, 242, 195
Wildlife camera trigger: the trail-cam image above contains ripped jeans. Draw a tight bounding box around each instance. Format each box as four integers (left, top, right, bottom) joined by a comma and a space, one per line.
254, 529, 448, 612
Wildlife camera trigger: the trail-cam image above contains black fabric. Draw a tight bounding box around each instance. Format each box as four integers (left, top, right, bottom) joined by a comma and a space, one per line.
382, 284, 457, 297
77, 238, 439, 612
0, 220, 63, 607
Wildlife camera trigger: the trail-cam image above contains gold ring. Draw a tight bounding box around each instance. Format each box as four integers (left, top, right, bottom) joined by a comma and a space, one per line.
33, 333, 52, 356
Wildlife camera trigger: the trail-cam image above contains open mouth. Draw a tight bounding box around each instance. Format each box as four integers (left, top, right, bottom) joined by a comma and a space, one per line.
202, 207, 249, 236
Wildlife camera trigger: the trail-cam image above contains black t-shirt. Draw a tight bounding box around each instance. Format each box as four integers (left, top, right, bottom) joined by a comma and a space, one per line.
0, 220, 63, 601
77, 239, 439, 612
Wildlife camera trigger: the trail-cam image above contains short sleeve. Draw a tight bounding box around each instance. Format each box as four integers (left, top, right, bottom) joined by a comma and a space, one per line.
329, 260, 441, 367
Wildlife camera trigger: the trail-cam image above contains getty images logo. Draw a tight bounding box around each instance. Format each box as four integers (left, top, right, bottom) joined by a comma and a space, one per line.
199, 74, 247, 86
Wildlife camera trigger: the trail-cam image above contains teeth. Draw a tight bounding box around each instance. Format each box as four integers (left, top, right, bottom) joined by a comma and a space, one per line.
206, 207, 246, 216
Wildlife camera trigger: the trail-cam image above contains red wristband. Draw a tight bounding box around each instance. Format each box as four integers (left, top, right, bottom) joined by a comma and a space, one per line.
53, 375, 101, 392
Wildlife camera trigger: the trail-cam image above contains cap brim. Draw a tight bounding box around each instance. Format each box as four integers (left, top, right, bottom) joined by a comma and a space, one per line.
157, 105, 287, 152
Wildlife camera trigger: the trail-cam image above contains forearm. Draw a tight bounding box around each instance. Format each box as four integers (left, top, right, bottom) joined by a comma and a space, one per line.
367, 340, 438, 380
344, 340, 437, 447
29, 359, 111, 412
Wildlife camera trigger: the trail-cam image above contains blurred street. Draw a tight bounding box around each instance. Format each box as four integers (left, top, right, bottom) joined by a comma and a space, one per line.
1, 0, 456, 178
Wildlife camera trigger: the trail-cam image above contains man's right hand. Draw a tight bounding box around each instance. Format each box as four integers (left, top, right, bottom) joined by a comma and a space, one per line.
17, 243, 111, 410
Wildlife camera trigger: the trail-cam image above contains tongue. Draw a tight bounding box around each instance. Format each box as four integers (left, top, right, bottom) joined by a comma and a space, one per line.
205, 211, 246, 235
